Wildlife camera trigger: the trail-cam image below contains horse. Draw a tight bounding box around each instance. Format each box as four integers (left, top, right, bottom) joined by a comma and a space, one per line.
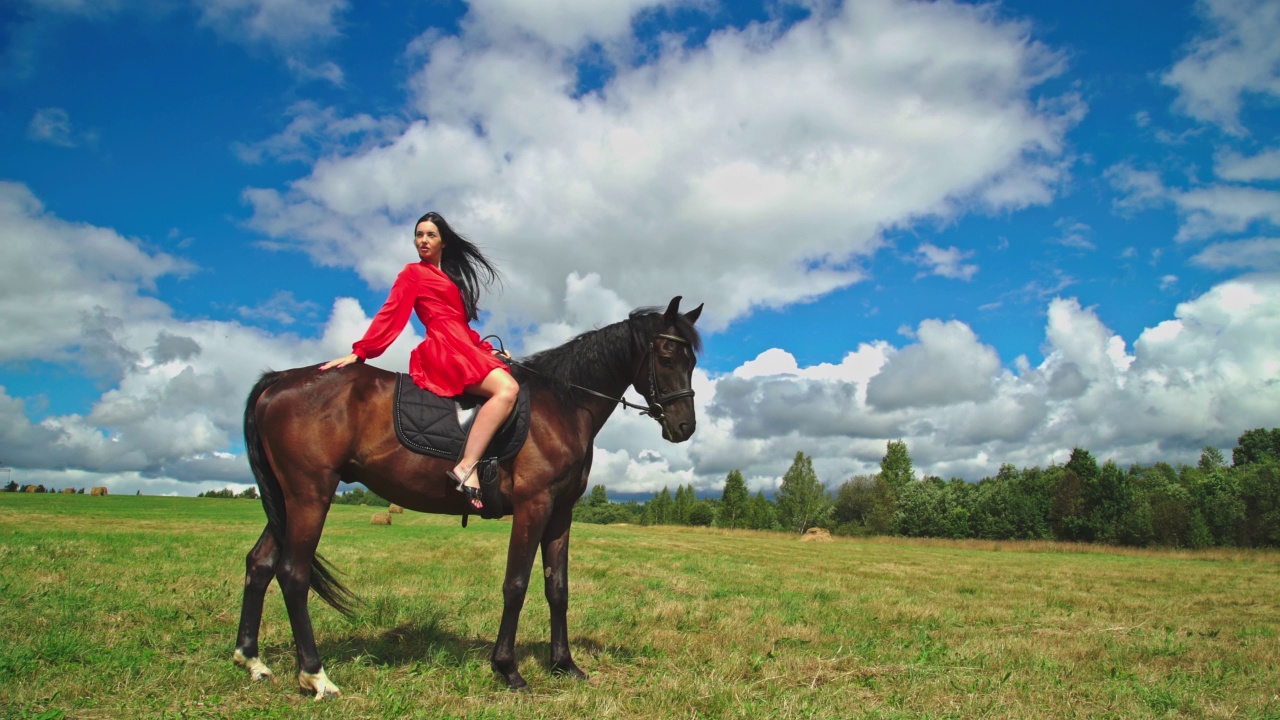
233, 296, 703, 696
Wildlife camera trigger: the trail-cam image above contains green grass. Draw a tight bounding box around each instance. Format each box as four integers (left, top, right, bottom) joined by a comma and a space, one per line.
2, 493, 1279, 719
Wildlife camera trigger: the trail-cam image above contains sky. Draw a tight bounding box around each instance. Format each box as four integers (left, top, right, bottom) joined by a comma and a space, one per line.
1, 0, 1278, 498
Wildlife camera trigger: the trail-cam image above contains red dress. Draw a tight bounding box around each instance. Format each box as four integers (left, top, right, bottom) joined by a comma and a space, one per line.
351, 262, 506, 397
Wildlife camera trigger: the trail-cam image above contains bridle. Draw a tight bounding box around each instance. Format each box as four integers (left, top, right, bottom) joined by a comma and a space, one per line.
485, 331, 695, 432
635, 333, 696, 430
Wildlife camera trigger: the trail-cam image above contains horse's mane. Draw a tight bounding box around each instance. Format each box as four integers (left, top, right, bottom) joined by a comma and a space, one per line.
512, 307, 702, 407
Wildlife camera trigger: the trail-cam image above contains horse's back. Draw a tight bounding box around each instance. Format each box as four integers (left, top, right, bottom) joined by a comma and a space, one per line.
255, 364, 399, 458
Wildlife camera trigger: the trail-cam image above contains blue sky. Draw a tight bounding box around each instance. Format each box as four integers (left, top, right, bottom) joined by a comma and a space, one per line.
2, 0, 1278, 497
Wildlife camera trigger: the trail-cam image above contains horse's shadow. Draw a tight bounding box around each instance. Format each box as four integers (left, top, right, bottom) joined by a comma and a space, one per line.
314, 617, 619, 675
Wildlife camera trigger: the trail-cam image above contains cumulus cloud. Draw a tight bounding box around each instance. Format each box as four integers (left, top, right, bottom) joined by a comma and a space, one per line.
246, 0, 1079, 340
866, 319, 1001, 411
27, 107, 94, 147
1106, 163, 1280, 242
0, 182, 417, 489
1192, 237, 1280, 271
6, 180, 1280, 497
1162, 0, 1280, 135
1049, 218, 1094, 250
194, 0, 348, 47
912, 243, 979, 280
1216, 147, 1280, 181
691, 275, 1280, 491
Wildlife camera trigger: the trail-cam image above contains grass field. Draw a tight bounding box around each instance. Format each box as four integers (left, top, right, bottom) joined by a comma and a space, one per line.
1, 493, 1278, 719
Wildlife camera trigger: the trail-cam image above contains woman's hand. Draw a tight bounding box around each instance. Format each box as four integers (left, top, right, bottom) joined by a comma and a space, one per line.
320, 353, 360, 371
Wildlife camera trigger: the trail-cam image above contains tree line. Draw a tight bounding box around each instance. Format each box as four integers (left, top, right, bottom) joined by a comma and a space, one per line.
573, 428, 1280, 549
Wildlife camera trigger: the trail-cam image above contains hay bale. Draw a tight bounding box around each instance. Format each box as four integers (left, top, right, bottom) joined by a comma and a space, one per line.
23, 485, 37, 493
800, 527, 832, 542
61, 488, 76, 494
90, 486, 108, 496
370, 512, 392, 526
388, 504, 404, 514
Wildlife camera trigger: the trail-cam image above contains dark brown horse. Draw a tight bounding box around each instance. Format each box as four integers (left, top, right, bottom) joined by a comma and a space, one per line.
233, 297, 702, 696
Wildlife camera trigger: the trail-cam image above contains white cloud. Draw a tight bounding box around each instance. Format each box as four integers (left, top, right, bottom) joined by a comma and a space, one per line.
1192, 237, 1280, 271
285, 57, 345, 86
866, 319, 1002, 411
7, 181, 1280, 497
0, 182, 417, 489
1174, 185, 1280, 241
1049, 218, 1095, 251
246, 0, 1080, 340
235, 290, 320, 325
233, 101, 405, 164
194, 0, 348, 47
684, 276, 1280, 491
913, 243, 979, 280
1162, 0, 1280, 135
1216, 147, 1280, 181
463, 0, 697, 51
1106, 163, 1280, 242
27, 107, 92, 147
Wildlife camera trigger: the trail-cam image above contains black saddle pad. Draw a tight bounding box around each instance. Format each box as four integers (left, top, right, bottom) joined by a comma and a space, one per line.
393, 374, 531, 463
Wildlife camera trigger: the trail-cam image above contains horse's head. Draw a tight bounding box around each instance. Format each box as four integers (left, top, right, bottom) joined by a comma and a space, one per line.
632, 296, 703, 443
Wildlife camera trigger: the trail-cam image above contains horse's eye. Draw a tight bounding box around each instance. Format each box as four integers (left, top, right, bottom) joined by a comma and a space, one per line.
659, 357, 674, 368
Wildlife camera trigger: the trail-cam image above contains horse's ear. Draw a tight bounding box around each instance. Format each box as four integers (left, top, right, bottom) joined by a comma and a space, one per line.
663, 296, 683, 324
684, 303, 703, 325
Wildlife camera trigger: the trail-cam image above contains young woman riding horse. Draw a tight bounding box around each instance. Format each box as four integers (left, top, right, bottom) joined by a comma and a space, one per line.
237, 213, 703, 696
320, 212, 514, 509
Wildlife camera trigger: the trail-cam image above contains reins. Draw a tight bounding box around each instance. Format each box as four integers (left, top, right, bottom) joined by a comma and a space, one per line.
482, 332, 694, 421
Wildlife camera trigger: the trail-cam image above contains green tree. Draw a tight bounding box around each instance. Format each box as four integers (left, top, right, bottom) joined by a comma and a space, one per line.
970, 465, 1052, 541
586, 484, 609, 507
719, 470, 750, 529
1233, 428, 1280, 467
832, 475, 877, 534
775, 451, 832, 533
688, 501, 715, 527
673, 484, 694, 525
650, 487, 673, 525
880, 440, 915, 493
747, 491, 777, 531
1198, 446, 1226, 473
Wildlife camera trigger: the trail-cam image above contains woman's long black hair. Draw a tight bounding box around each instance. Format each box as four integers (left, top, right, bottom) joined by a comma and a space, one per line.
418, 212, 500, 321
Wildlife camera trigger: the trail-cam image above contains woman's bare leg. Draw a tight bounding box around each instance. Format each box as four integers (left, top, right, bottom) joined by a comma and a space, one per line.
453, 368, 519, 505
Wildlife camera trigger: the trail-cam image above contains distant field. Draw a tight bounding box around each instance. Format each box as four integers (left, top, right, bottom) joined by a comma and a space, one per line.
2, 494, 1278, 719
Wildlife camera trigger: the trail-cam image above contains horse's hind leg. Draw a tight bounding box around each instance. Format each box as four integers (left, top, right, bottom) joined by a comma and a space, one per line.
541, 505, 587, 680
233, 526, 279, 681
276, 498, 341, 700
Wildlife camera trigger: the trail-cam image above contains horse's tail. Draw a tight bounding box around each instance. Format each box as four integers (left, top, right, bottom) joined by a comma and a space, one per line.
244, 370, 360, 617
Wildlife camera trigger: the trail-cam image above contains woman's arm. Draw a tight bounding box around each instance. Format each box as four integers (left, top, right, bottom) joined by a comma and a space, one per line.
321, 267, 417, 370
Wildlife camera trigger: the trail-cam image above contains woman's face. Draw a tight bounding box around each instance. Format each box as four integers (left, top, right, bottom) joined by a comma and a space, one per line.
415, 220, 445, 265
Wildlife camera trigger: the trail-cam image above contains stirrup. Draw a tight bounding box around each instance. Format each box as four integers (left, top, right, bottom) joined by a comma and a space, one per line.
447, 464, 483, 509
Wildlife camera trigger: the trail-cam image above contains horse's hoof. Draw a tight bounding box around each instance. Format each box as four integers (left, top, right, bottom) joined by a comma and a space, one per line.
233, 650, 275, 682
550, 661, 588, 681
492, 659, 527, 691
299, 668, 342, 700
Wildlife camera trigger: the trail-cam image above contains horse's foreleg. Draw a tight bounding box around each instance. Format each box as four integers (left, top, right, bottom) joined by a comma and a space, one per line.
233, 527, 279, 681
275, 499, 341, 700
491, 499, 552, 691
541, 504, 586, 680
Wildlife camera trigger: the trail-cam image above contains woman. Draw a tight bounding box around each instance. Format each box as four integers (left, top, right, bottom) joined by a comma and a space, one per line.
320, 212, 517, 510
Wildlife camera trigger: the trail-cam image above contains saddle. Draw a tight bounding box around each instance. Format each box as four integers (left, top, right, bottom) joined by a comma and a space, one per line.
392, 374, 531, 519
